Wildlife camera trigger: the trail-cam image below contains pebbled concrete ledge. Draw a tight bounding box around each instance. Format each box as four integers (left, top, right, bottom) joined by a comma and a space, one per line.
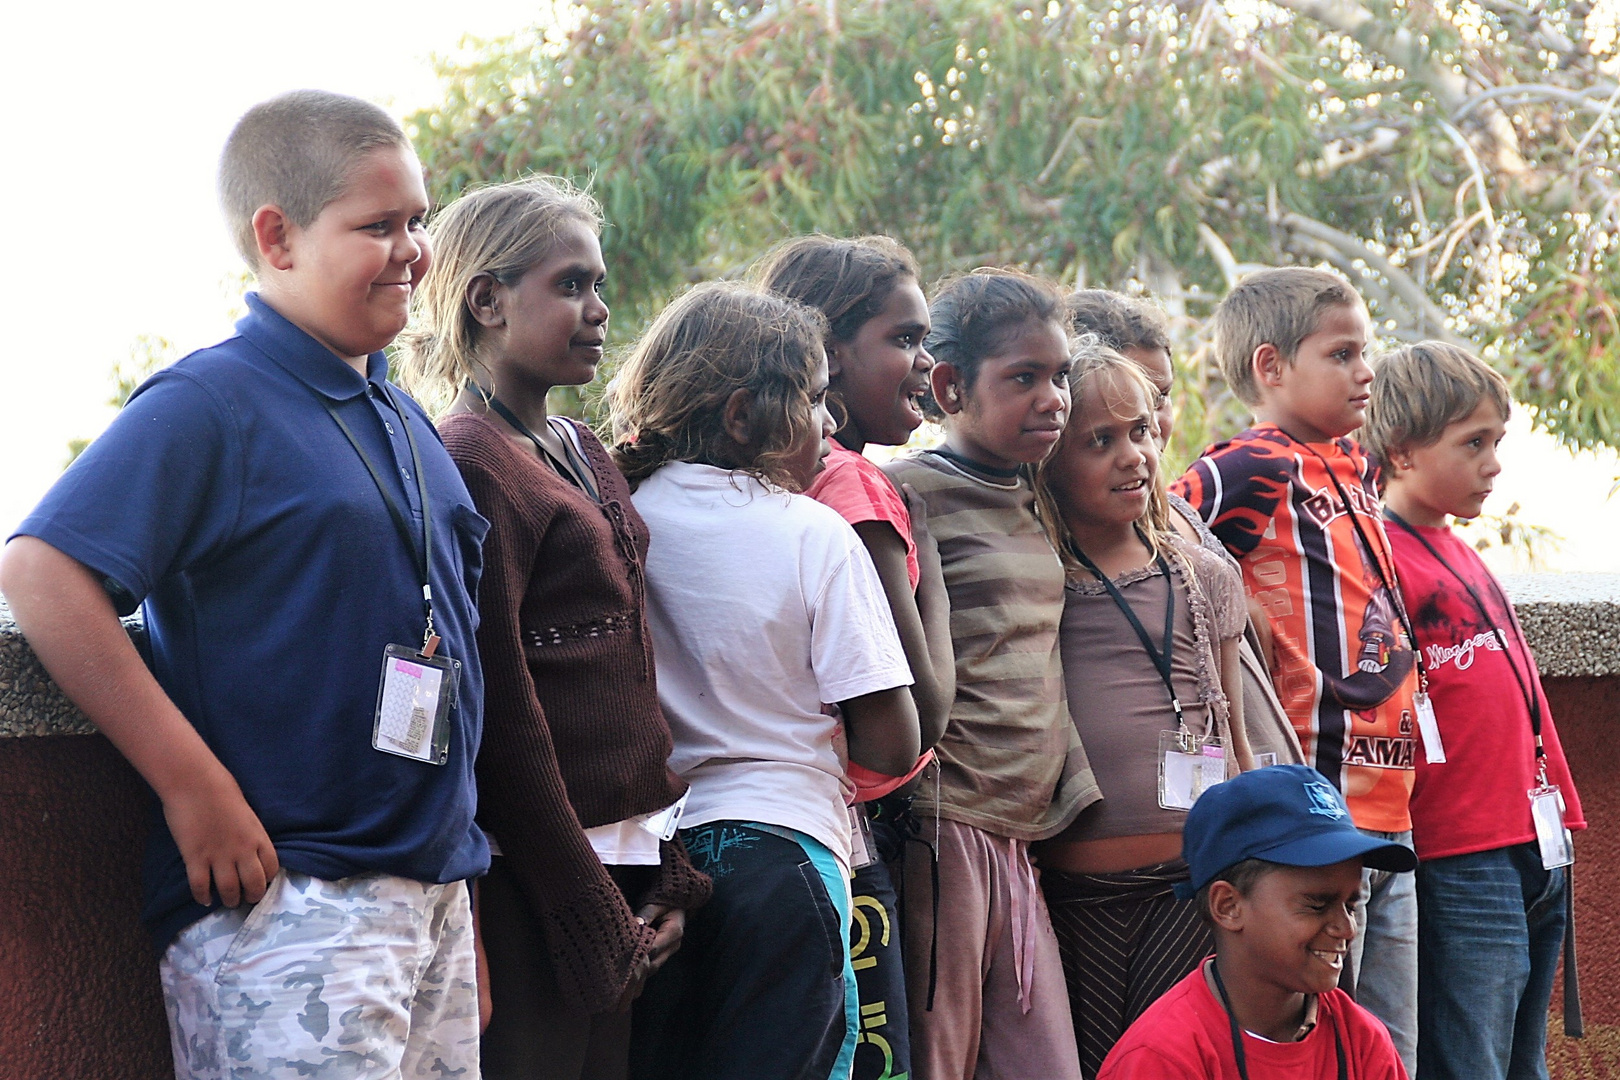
0, 600, 139, 738
1, 575, 1617, 736
1500, 573, 1620, 679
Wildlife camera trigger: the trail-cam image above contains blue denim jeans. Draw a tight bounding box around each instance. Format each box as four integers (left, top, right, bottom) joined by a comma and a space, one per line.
1350, 828, 1418, 1078
629, 822, 854, 1080
1416, 842, 1567, 1080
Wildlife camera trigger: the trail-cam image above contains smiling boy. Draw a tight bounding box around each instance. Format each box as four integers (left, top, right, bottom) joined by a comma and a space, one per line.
1098, 765, 1415, 1080
0, 90, 489, 1078
1172, 268, 1421, 1073
1364, 342, 1585, 1080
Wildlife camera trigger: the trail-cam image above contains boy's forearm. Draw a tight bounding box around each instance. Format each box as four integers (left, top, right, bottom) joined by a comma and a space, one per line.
1220, 635, 1256, 772
913, 560, 956, 748
852, 520, 953, 749
0, 537, 233, 799
842, 686, 922, 777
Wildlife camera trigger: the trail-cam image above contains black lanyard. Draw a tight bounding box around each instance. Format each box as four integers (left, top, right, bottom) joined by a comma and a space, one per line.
483, 392, 602, 504
320, 383, 438, 650
1211, 960, 1347, 1080
1068, 536, 1184, 728
1288, 436, 1426, 687
1383, 509, 1546, 766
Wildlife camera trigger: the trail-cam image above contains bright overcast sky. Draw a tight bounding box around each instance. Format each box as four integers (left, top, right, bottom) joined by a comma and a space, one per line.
4, 0, 1619, 571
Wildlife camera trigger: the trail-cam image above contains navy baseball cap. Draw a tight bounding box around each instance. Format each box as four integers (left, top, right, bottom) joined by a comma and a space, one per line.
1175, 765, 1417, 900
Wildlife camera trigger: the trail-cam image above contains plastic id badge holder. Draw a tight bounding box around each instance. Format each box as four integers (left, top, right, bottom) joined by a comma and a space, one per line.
846, 805, 877, 870
1159, 730, 1225, 811
373, 644, 458, 765
1413, 689, 1446, 763
638, 789, 690, 842
1530, 784, 1575, 869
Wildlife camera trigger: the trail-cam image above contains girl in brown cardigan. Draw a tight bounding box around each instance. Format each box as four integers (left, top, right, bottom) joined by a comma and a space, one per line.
400, 177, 710, 1080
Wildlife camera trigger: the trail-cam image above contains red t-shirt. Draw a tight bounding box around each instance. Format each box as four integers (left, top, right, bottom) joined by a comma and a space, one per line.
1175, 427, 1418, 832
1387, 521, 1585, 861
807, 437, 930, 800
805, 439, 919, 590
1098, 965, 1407, 1080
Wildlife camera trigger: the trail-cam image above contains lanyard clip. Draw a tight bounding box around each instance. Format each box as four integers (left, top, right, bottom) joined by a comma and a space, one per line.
421, 584, 440, 657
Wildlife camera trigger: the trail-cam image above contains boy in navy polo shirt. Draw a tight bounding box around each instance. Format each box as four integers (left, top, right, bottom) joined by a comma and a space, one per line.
1, 90, 489, 1079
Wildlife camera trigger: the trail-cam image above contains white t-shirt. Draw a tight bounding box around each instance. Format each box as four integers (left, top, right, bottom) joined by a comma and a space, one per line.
633, 462, 912, 869
582, 818, 662, 865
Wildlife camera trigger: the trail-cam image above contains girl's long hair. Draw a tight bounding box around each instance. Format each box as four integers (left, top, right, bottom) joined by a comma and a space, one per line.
1034, 338, 1175, 576
749, 234, 920, 341
749, 235, 921, 431
397, 175, 603, 416
608, 281, 829, 492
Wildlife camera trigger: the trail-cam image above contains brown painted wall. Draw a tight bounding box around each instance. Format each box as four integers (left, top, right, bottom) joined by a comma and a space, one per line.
0, 735, 170, 1080
1547, 676, 1620, 1079
0, 678, 1614, 1078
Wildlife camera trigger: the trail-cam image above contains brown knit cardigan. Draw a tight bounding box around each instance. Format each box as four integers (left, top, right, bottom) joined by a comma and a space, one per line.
440, 412, 711, 1015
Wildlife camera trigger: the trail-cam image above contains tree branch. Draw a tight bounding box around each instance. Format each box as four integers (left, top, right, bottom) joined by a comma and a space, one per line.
1438, 120, 1504, 315
1274, 210, 1466, 344
1453, 83, 1618, 122
1303, 126, 1401, 178
1037, 115, 1102, 185
1573, 81, 1620, 161
1274, 0, 1531, 179
1198, 221, 1242, 291
1291, 235, 1400, 313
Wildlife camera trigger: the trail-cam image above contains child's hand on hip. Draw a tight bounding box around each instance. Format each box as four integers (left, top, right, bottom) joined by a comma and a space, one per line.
162, 773, 279, 908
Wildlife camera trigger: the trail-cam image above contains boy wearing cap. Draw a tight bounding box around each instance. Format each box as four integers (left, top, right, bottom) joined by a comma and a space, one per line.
1098, 766, 1414, 1080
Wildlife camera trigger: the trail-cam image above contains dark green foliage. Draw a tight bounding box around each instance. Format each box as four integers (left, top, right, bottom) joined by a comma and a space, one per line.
410, 0, 1620, 452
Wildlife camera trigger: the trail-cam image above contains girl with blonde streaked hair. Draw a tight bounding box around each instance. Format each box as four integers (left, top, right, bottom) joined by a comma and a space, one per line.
401, 175, 712, 1080
1032, 340, 1257, 1077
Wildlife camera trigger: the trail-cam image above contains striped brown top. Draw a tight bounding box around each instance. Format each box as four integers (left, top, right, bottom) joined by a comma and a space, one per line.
884, 450, 1100, 840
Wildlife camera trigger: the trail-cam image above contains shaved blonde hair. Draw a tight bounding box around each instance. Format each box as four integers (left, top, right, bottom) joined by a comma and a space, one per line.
219, 90, 411, 270
1212, 267, 1362, 406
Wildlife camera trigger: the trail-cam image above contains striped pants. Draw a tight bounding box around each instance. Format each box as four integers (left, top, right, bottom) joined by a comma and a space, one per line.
1041, 859, 1211, 1078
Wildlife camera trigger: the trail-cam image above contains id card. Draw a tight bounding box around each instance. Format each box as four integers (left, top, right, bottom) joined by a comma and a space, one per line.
1414, 690, 1446, 764
1256, 752, 1278, 768
638, 789, 690, 842
1529, 784, 1574, 869
847, 804, 876, 870
1159, 730, 1225, 811
373, 644, 457, 765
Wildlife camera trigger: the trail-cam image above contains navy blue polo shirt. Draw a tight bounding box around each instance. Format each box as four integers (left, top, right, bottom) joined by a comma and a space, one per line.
15, 293, 490, 947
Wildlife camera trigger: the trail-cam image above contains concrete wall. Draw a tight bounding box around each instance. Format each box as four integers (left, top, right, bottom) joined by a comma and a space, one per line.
1494, 575, 1620, 1079
0, 737, 170, 1080
0, 609, 169, 1080
1546, 676, 1620, 1077
1, 577, 1618, 1079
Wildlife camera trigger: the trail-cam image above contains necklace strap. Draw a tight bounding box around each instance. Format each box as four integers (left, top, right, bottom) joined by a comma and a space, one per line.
483, 391, 601, 503
1384, 509, 1545, 760
1287, 436, 1425, 685
1068, 532, 1184, 729
1210, 959, 1346, 1080
315, 384, 437, 649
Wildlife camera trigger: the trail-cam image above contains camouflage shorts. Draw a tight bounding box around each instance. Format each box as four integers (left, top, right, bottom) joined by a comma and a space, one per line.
159, 870, 479, 1080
